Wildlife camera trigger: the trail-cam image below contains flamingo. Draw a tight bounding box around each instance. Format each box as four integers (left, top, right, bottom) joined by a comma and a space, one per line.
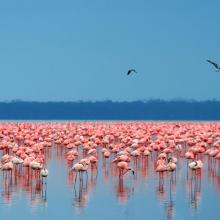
87, 148, 97, 156
30, 161, 43, 170
11, 156, 24, 165
188, 160, 203, 170
2, 161, 13, 171
103, 150, 111, 158
112, 155, 131, 163
117, 161, 135, 178
40, 168, 49, 177
166, 158, 177, 172
156, 159, 167, 172
185, 151, 195, 159
71, 162, 89, 185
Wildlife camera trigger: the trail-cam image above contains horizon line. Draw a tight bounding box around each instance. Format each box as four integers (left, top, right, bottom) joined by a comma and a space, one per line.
0, 99, 220, 103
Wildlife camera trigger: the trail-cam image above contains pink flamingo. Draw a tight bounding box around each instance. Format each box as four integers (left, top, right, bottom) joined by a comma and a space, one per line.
117, 161, 135, 178
71, 162, 89, 185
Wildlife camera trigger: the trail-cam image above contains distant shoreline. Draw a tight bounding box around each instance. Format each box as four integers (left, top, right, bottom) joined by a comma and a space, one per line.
0, 100, 220, 120
0, 120, 220, 123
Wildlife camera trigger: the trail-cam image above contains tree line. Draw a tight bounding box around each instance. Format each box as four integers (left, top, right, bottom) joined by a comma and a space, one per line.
0, 100, 219, 120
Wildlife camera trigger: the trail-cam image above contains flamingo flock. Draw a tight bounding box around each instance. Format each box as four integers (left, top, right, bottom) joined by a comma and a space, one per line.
0, 122, 220, 209
1, 122, 220, 175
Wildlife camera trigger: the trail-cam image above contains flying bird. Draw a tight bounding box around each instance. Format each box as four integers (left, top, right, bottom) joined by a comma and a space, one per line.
127, 69, 137, 75
207, 60, 220, 71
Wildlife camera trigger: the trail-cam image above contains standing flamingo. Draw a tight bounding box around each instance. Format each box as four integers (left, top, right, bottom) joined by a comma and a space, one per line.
117, 161, 135, 178
71, 162, 89, 186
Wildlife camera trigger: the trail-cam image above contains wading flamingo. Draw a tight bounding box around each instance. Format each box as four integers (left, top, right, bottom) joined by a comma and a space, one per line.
117, 161, 135, 178
189, 160, 203, 170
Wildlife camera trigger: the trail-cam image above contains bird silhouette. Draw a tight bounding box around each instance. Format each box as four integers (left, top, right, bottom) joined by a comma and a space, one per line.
127, 69, 137, 75
207, 60, 220, 71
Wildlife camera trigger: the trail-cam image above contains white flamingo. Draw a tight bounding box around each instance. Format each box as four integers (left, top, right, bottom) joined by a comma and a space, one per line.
40, 168, 49, 177
189, 160, 203, 170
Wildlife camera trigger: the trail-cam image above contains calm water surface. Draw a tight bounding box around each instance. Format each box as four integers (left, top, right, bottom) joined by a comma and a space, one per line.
0, 123, 220, 220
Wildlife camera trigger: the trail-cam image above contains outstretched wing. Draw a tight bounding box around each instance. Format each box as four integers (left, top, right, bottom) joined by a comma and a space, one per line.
127, 69, 137, 75
130, 69, 137, 73
207, 60, 219, 69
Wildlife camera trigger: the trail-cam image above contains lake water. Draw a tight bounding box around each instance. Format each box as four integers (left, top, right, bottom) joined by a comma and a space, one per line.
0, 122, 220, 220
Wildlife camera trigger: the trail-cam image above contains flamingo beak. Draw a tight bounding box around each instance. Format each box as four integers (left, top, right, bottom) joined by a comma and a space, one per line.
132, 170, 135, 175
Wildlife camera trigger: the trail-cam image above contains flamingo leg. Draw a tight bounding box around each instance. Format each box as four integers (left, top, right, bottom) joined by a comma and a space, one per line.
74, 172, 78, 188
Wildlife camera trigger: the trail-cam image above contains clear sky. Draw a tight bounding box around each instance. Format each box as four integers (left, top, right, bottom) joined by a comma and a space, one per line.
0, 0, 220, 102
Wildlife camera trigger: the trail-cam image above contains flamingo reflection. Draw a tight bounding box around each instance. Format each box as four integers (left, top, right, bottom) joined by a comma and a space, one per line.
116, 178, 130, 204
157, 172, 166, 202
165, 173, 176, 220
72, 169, 97, 213
187, 170, 202, 211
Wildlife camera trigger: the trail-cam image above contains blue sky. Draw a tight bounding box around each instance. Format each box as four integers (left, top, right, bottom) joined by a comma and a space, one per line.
0, 0, 220, 101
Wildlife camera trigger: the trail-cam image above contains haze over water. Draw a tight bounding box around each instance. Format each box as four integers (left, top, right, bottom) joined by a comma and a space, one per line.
0, 122, 220, 220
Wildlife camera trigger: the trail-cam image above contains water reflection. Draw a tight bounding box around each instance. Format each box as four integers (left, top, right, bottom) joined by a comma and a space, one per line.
0, 143, 51, 209
165, 174, 176, 220
1, 167, 48, 208
1, 144, 220, 215
73, 176, 89, 213
0, 147, 213, 214
186, 170, 202, 212
115, 178, 130, 204
69, 166, 97, 213
102, 158, 110, 185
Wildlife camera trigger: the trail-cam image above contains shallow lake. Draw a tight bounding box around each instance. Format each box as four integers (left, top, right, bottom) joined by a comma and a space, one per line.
0, 122, 220, 220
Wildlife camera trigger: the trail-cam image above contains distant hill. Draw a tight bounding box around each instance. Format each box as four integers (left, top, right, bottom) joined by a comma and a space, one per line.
0, 100, 220, 120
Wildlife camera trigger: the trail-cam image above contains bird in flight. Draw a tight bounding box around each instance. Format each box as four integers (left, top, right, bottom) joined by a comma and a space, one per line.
127, 69, 137, 75
207, 59, 220, 71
